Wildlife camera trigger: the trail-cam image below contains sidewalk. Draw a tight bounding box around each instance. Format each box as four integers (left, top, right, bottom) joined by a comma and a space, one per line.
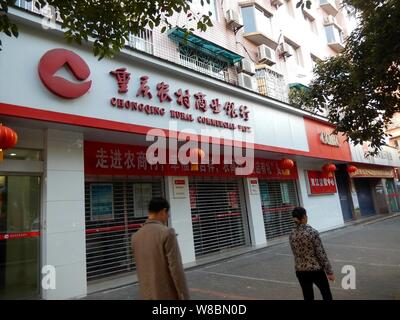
83, 213, 400, 300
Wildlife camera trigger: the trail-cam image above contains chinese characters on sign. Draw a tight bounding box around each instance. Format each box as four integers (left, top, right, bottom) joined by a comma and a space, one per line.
85, 141, 298, 179
306, 170, 337, 195
109, 68, 251, 133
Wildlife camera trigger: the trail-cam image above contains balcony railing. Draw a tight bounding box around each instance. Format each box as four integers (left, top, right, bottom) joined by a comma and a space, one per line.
319, 0, 339, 16
256, 67, 289, 103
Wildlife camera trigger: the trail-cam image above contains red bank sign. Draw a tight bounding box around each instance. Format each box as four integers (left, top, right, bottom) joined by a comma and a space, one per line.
306, 170, 337, 195
84, 141, 299, 179
38, 48, 92, 99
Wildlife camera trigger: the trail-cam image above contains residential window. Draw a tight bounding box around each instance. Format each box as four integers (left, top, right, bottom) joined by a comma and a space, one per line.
241, 5, 273, 36
303, 12, 318, 34
15, 0, 33, 10
325, 25, 343, 43
310, 54, 320, 71
287, 42, 303, 67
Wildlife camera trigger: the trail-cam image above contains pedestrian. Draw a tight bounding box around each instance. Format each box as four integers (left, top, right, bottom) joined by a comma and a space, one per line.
289, 206, 335, 300
131, 197, 190, 300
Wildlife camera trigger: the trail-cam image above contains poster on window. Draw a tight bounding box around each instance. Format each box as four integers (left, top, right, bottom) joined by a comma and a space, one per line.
228, 191, 239, 209
133, 184, 153, 217
90, 184, 114, 221
189, 188, 197, 209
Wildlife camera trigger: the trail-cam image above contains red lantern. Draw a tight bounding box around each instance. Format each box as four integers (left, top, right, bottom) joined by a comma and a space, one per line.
347, 165, 358, 174
0, 124, 18, 160
323, 163, 337, 177
189, 147, 205, 171
279, 158, 294, 176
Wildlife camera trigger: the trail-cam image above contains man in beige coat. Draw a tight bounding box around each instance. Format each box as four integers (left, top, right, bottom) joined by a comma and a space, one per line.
131, 197, 190, 300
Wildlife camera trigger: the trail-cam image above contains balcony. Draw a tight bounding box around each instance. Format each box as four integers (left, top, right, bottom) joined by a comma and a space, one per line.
242, 32, 279, 49
256, 66, 289, 103
319, 0, 339, 16
325, 25, 345, 52
241, 4, 278, 49
328, 41, 345, 52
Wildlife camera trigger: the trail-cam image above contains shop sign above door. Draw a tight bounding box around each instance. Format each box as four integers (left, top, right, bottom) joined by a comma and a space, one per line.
84, 141, 299, 179
320, 131, 340, 147
306, 170, 337, 195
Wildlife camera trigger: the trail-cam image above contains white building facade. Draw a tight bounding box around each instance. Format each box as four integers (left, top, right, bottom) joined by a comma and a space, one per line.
0, 2, 398, 300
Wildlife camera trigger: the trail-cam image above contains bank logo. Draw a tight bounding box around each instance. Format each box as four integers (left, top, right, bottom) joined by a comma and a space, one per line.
38, 48, 92, 99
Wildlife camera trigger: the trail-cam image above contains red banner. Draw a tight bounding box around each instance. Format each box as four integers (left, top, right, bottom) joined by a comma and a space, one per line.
0, 231, 40, 241
84, 141, 299, 179
306, 170, 337, 195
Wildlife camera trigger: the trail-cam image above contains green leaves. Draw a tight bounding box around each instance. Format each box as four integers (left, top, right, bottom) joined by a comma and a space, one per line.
1, 0, 214, 57
299, 0, 400, 153
296, 0, 312, 10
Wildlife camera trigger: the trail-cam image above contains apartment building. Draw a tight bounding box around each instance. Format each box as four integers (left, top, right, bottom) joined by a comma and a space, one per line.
0, 0, 398, 300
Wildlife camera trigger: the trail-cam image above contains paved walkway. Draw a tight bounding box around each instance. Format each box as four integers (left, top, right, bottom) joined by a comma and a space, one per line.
84, 215, 400, 300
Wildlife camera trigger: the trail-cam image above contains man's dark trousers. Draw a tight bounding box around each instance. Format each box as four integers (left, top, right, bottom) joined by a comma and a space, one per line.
295, 270, 333, 300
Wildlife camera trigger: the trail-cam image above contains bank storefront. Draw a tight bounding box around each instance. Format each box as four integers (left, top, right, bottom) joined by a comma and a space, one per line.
0, 16, 386, 299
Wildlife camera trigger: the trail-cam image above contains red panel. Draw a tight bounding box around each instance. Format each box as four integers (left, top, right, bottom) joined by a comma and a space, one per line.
304, 117, 352, 162
84, 140, 299, 179
306, 170, 337, 195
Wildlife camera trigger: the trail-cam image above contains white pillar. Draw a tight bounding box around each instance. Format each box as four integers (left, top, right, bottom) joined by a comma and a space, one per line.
41, 129, 87, 299
164, 176, 196, 265
243, 178, 267, 247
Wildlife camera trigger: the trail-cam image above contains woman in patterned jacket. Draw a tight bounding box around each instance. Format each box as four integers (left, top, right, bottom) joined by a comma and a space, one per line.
289, 206, 335, 300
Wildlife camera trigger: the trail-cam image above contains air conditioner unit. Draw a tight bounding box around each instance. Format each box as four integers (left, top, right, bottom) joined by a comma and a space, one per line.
279, 43, 293, 58
238, 58, 256, 75
324, 15, 337, 25
238, 73, 256, 91
257, 44, 276, 66
271, 0, 284, 7
226, 9, 243, 29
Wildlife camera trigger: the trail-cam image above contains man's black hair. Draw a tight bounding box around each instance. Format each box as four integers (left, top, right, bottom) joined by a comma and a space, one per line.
292, 206, 307, 220
148, 197, 170, 213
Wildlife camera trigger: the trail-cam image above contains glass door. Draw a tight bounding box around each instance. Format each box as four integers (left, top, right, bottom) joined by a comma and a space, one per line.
0, 176, 41, 299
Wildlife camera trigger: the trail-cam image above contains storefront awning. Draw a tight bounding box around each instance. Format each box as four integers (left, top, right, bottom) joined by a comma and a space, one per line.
168, 27, 244, 64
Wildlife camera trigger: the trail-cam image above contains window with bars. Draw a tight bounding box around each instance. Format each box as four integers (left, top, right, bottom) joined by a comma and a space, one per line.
178, 44, 230, 81
84, 177, 164, 281
256, 67, 289, 103
259, 180, 299, 240
189, 177, 249, 257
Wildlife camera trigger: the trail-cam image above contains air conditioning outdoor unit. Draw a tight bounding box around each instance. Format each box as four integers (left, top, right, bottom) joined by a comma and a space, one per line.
238, 73, 256, 91
324, 15, 337, 25
226, 9, 243, 29
257, 44, 276, 66
238, 58, 256, 75
279, 43, 293, 58
271, 0, 284, 7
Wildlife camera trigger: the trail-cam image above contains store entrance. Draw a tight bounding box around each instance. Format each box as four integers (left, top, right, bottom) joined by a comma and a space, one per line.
84, 177, 164, 281
0, 175, 41, 299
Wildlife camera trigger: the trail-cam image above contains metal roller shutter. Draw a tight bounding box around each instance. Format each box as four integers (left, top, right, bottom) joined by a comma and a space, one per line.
259, 180, 299, 240
189, 177, 249, 257
84, 176, 164, 281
